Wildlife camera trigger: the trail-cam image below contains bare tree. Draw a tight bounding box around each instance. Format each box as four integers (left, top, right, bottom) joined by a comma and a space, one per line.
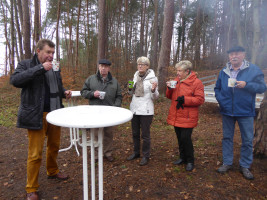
75, 0, 82, 68
10, 0, 15, 73
33, 0, 41, 46
157, 0, 174, 93
56, 0, 61, 60
251, 0, 260, 64
151, 0, 159, 70
14, 0, 23, 61
97, 0, 106, 65
21, 0, 31, 59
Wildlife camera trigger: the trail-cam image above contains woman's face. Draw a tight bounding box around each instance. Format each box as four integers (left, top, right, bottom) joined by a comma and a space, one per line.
137, 63, 149, 75
176, 66, 189, 80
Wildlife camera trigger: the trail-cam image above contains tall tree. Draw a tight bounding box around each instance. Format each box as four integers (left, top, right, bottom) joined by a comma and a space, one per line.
56, 0, 61, 60
34, 0, 41, 45
251, 0, 260, 64
75, 0, 82, 68
10, 0, 15, 73
97, 0, 106, 65
157, 0, 174, 93
151, 0, 159, 70
14, 0, 23, 61
22, 0, 31, 59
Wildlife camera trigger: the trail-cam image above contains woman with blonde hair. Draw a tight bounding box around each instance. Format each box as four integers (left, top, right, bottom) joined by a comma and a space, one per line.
127, 56, 159, 166
166, 60, 204, 171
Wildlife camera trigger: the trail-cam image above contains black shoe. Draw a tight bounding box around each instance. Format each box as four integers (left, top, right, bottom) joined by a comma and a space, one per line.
173, 158, 185, 165
217, 164, 232, 174
239, 167, 254, 180
127, 153, 140, 161
185, 163, 194, 171
139, 157, 149, 166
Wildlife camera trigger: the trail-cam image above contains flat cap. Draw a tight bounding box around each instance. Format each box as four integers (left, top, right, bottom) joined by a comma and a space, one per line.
227, 46, 245, 54
98, 59, 111, 65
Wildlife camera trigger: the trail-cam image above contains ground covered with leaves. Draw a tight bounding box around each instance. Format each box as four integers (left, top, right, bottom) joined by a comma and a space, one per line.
0, 72, 267, 200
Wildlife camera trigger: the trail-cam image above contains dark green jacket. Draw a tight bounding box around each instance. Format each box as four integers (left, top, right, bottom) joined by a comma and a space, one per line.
80, 71, 122, 107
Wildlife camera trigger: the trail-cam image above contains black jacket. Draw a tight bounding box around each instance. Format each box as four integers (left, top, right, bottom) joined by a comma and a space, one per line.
10, 54, 66, 130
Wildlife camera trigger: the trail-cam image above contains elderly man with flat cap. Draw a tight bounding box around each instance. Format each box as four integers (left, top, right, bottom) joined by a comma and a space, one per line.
81, 59, 122, 162
215, 46, 266, 180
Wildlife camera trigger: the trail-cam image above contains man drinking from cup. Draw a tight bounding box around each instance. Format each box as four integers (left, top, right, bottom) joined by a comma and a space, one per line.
80, 59, 122, 162
215, 46, 266, 180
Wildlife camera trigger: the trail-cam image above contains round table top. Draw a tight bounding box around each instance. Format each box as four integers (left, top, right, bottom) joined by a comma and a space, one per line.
46, 105, 133, 128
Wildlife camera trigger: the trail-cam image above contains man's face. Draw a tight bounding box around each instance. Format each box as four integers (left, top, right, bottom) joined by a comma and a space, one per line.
98, 64, 110, 77
228, 51, 245, 68
177, 67, 189, 80
37, 45, 55, 64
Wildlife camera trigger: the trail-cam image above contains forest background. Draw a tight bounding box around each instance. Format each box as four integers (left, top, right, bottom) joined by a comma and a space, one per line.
0, 0, 267, 199
1, 0, 267, 89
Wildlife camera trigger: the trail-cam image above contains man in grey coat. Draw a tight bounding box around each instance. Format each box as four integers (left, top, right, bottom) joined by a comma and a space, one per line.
80, 59, 122, 161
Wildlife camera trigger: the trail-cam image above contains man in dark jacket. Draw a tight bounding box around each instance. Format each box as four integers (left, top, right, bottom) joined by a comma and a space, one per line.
81, 59, 122, 162
10, 39, 72, 200
215, 46, 266, 180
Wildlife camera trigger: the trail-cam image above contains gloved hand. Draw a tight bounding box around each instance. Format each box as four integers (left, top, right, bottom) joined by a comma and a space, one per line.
176, 96, 184, 109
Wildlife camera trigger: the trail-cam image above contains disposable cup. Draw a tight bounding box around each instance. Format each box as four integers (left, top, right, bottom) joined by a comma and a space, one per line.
99, 91, 106, 99
169, 80, 177, 88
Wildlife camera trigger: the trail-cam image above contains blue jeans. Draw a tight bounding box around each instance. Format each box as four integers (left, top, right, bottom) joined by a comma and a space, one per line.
222, 115, 254, 168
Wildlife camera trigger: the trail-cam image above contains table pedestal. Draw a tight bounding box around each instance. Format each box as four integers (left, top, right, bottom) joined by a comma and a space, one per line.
82, 128, 104, 200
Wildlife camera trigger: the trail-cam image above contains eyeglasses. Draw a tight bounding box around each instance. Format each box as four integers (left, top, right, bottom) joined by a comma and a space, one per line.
137, 64, 147, 67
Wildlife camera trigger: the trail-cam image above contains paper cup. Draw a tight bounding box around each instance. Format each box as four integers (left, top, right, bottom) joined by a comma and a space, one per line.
228, 78, 236, 87
99, 91, 106, 99
169, 81, 177, 88
52, 60, 60, 71
128, 80, 134, 89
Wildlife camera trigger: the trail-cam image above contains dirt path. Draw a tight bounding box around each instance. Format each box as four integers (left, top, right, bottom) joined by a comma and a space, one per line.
1, 103, 267, 200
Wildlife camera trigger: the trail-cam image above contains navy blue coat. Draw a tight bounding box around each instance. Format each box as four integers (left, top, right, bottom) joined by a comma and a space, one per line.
214, 60, 266, 117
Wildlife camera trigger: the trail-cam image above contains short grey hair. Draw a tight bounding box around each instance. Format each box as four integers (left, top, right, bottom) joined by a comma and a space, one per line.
137, 56, 150, 66
175, 60, 192, 71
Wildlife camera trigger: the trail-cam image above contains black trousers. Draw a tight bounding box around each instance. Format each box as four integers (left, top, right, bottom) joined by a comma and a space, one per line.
131, 114, 153, 158
174, 127, 194, 164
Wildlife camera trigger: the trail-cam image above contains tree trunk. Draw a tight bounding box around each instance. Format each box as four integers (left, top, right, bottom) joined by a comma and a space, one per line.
34, 0, 41, 46
75, 0, 82, 68
233, 0, 244, 47
151, 0, 159, 70
258, 0, 267, 67
139, 0, 145, 57
251, 0, 260, 64
21, 0, 31, 59
14, 0, 23, 61
56, 0, 61, 60
157, 0, 174, 94
97, 0, 106, 65
10, 0, 15, 73
253, 92, 267, 157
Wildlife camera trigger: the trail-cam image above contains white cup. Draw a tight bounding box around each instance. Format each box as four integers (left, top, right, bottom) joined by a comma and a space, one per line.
52, 60, 60, 71
169, 80, 177, 88
228, 78, 236, 87
99, 91, 106, 99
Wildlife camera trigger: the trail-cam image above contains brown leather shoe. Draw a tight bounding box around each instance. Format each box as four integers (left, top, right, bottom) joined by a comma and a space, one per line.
26, 192, 39, 200
104, 155, 114, 162
48, 172, 69, 180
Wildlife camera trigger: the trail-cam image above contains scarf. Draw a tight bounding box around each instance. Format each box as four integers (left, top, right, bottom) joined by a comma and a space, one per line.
45, 69, 61, 111
133, 70, 150, 97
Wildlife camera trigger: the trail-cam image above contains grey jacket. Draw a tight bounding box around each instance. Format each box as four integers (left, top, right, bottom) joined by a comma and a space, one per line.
80, 71, 122, 107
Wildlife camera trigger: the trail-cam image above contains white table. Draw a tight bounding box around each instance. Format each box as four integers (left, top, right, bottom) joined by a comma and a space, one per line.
46, 105, 133, 200
59, 91, 82, 155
